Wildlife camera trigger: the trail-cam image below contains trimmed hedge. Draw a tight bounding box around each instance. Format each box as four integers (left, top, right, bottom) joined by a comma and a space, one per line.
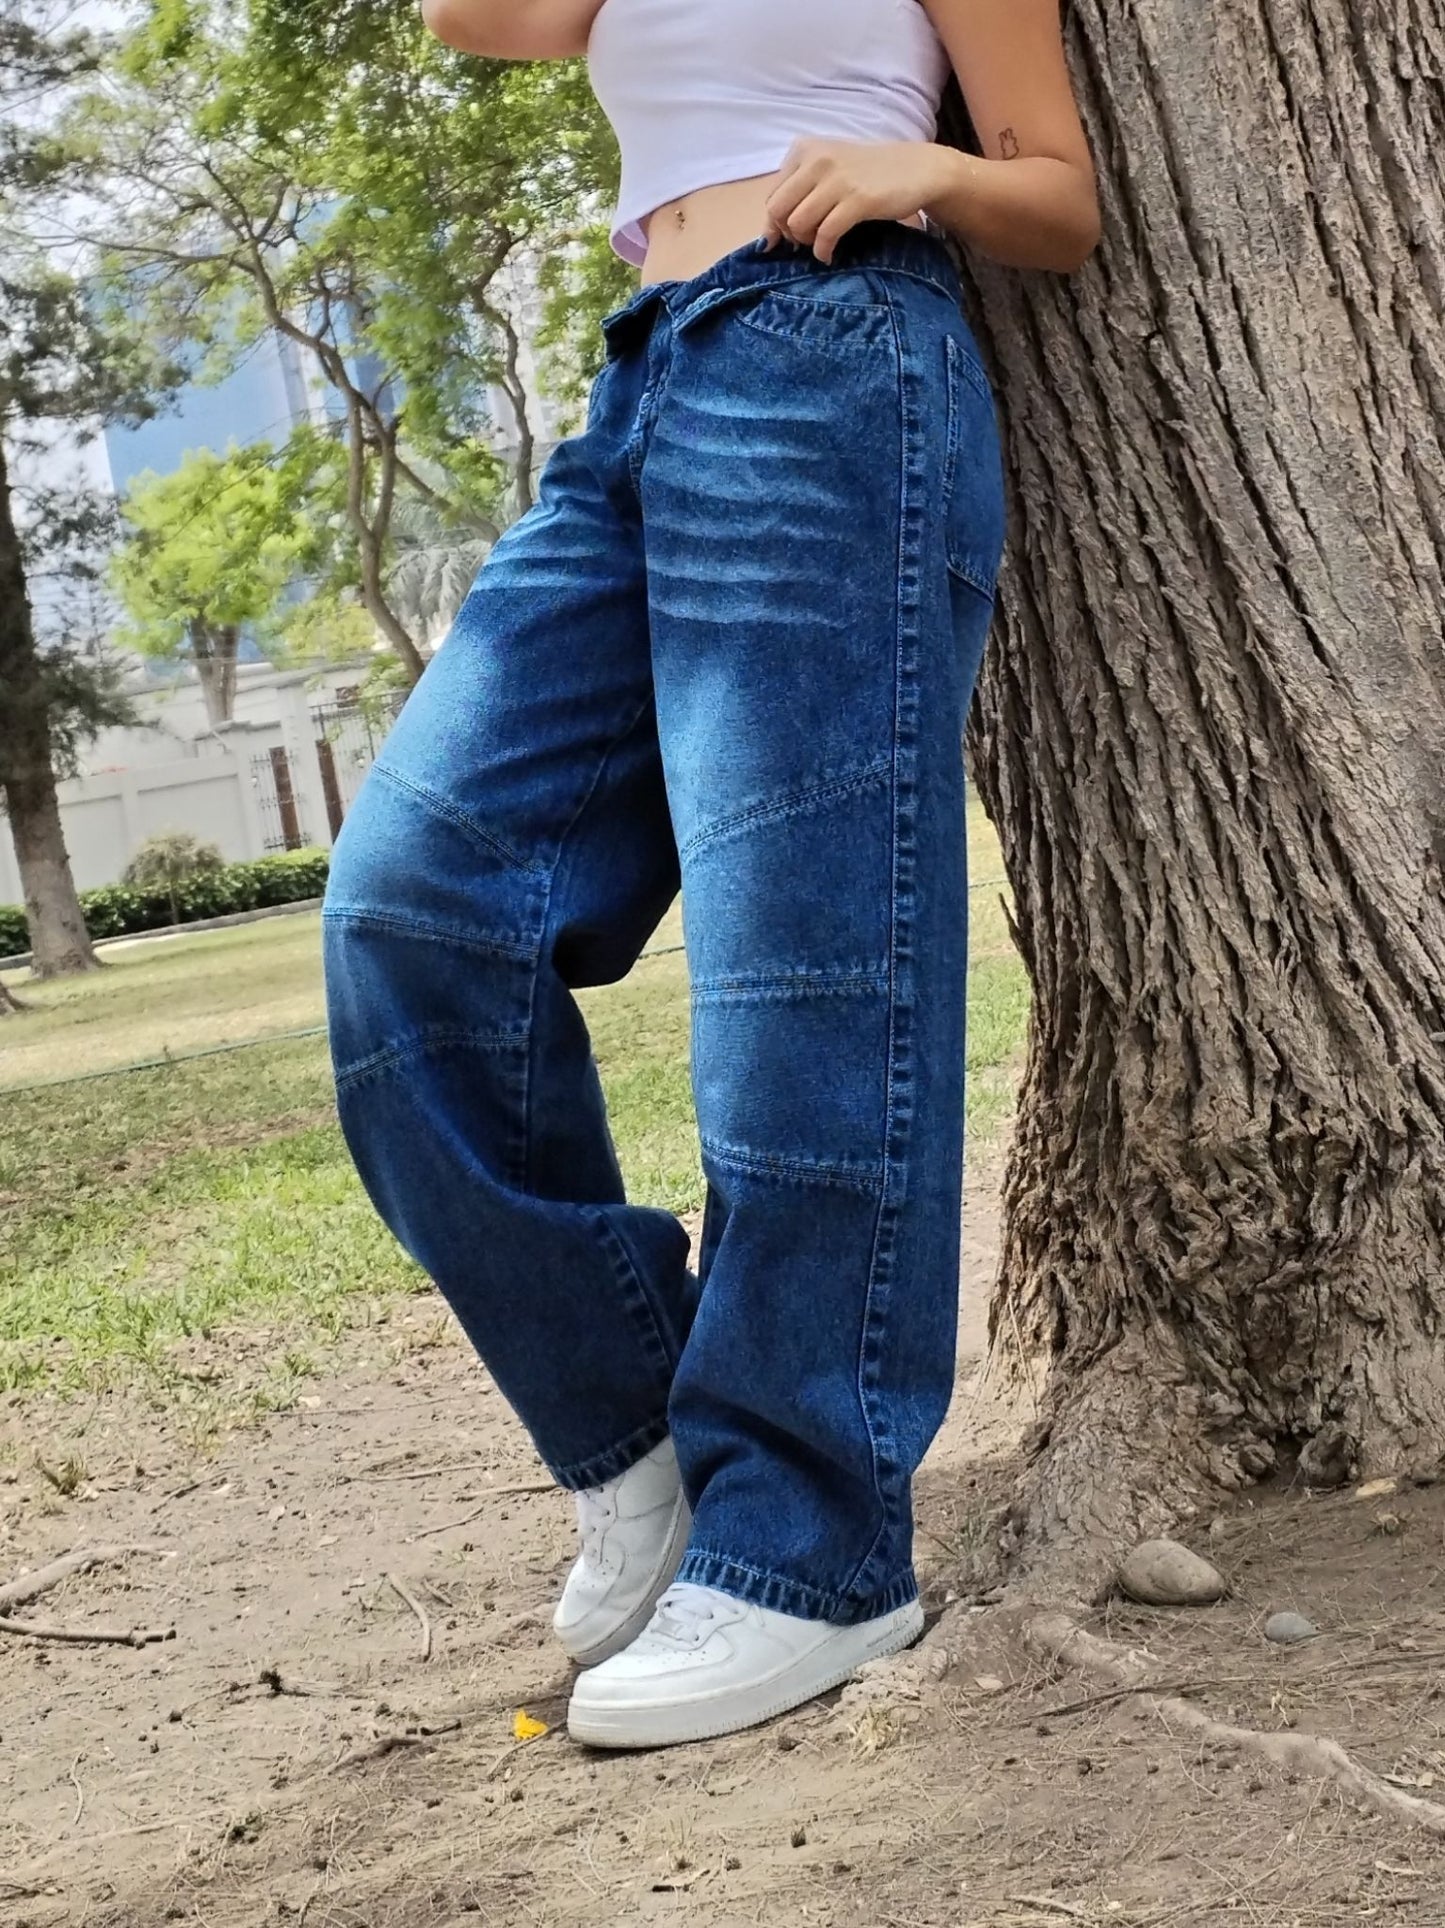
0, 847, 330, 958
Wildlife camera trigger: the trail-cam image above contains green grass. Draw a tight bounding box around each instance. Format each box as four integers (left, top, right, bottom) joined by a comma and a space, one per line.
0, 801, 1028, 1418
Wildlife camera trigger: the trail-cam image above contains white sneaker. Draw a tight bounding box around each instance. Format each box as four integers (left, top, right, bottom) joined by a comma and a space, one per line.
552, 1438, 691, 1668
567, 1581, 925, 1749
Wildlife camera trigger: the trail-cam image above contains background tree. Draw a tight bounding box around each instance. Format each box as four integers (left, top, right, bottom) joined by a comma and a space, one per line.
111, 440, 337, 726
1, 4, 168, 977
76, 0, 622, 684
957, 0, 1445, 1587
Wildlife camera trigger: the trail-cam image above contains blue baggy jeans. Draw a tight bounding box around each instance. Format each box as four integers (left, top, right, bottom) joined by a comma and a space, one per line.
323, 224, 1005, 1626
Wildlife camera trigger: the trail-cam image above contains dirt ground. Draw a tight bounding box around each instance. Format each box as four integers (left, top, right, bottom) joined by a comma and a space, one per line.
6, 1178, 1445, 1928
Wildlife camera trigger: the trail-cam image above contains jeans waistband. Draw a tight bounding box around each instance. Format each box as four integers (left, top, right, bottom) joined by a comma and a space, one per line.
601, 221, 961, 357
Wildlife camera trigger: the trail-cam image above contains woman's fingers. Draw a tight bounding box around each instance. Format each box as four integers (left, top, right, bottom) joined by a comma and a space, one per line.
762, 142, 874, 260
811, 195, 870, 264
778, 183, 844, 248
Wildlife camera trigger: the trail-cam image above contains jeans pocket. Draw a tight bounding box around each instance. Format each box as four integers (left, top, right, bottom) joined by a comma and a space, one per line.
677, 273, 896, 356
942, 333, 1006, 600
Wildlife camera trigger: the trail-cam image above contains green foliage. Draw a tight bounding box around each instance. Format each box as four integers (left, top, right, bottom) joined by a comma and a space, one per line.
537, 227, 639, 427
0, 904, 27, 956
78, 0, 628, 680
111, 440, 341, 672
0, 848, 330, 957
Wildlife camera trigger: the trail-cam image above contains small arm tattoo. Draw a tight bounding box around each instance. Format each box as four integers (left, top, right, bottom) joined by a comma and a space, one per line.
999, 126, 1021, 159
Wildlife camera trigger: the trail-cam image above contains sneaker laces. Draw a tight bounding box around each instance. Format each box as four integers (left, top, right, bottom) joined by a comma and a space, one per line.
575, 1486, 618, 1569
650, 1585, 722, 1646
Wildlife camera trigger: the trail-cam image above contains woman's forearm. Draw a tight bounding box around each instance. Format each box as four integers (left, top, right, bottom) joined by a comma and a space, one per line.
923, 144, 1099, 273
419, 0, 603, 60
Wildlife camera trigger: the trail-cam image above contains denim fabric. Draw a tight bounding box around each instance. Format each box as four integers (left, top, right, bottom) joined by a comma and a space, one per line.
323, 223, 1004, 1625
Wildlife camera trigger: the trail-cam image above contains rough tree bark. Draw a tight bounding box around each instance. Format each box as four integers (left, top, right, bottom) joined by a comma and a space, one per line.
961, 0, 1445, 1588
0, 438, 99, 979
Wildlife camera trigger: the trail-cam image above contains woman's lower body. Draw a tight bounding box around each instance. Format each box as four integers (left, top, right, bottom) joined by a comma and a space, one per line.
322, 223, 1005, 1747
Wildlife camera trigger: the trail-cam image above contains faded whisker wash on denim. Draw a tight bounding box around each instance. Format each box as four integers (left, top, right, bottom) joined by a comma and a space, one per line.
322, 224, 1005, 1626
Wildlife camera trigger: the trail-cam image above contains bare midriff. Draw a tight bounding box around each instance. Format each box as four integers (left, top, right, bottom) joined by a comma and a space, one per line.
639, 172, 779, 284
638, 171, 928, 285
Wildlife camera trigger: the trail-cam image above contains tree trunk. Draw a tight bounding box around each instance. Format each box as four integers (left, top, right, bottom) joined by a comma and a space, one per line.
189, 617, 240, 728
0, 437, 99, 979
0, 977, 23, 1015
964, 0, 1445, 1590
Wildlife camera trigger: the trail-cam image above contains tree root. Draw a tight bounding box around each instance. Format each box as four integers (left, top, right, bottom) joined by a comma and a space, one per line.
0, 1543, 172, 1614
1026, 1611, 1445, 1836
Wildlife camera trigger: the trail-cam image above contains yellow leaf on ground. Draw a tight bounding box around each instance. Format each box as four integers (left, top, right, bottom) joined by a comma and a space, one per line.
512, 1710, 549, 1742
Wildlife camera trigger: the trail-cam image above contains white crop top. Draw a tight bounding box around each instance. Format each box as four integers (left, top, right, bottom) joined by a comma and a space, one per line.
588, 0, 953, 266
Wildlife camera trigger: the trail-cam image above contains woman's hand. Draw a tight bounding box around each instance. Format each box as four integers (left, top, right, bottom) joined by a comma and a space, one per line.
762, 140, 956, 264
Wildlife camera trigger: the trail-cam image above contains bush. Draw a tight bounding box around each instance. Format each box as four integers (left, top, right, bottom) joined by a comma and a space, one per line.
0, 903, 28, 958
0, 846, 330, 957
122, 832, 225, 893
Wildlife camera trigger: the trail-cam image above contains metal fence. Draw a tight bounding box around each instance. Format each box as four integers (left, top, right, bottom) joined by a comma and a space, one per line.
250, 747, 306, 852
311, 692, 405, 841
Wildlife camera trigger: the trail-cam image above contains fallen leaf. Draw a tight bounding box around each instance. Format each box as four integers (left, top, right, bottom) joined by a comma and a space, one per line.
974, 1675, 1006, 1695
512, 1710, 548, 1742
1355, 1477, 1399, 1501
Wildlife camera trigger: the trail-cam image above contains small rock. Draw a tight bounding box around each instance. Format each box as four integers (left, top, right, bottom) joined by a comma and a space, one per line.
1265, 1611, 1318, 1645
1356, 1477, 1399, 1501
790, 1825, 807, 1849
1118, 1539, 1226, 1607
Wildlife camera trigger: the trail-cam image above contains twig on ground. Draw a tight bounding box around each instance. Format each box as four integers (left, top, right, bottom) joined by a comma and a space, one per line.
385, 1572, 433, 1661
328, 1733, 432, 1774
1040, 1679, 1220, 1720
339, 1461, 475, 1484
0, 1543, 172, 1614
484, 1728, 560, 1782
406, 1485, 555, 1540
1006, 1898, 1088, 1922
66, 1756, 85, 1829
1026, 1611, 1445, 1837
0, 1613, 175, 1647
409, 1504, 490, 1540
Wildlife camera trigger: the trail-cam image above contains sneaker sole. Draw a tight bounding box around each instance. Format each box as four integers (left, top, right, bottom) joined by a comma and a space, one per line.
566, 1598, 925, 1750
555, 1493, 692, 1670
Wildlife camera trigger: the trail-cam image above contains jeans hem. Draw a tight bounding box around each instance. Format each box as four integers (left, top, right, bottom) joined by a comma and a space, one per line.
677, 1547, 918, 1625
547, 1413, 671, 1494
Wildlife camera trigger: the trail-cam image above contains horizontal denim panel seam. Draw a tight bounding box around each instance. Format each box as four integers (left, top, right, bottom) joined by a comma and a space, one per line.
371, 761, 548, 879
322, 906, 538, 966
335, 1023, 529, 1089
690, 968, 889, 1004
679, 759, 892, 861
700, 1134, 884, 1195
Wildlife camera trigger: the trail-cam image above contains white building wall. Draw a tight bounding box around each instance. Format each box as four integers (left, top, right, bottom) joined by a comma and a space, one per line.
0, 660, 383, 910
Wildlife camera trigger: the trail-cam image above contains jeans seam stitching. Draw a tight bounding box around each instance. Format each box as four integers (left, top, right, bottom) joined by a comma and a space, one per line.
549, 1411, 671, 1491
699, 1134, 883, 1193
370, 762, 545, 878
321, 909, 536, 963
334, 1025, 528, 1088
841, 289, 916, 1601
678, 760, 891, 861
689, 970, 888, 1003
